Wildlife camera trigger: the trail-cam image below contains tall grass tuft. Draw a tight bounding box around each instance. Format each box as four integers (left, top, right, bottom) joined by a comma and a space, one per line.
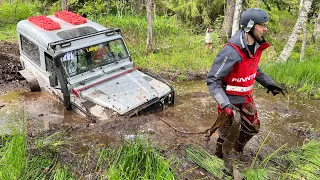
261, 56, 320, 95
107, 137, 176, 180
242, 168, 269, 180
0, 106, 27, 179
0, 133, 27, 179
185, 144, 225, 179
0, 107, 74, 179
246, 139, 320, 180
278, 140, 320, 180
51, 165, 75, 180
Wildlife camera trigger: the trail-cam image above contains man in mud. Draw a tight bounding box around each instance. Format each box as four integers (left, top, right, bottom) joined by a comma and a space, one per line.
206, 8, 285, 159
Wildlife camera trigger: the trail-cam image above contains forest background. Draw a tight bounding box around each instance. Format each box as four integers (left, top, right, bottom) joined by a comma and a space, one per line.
0, 0, 320, 94
1, 1, 320, 179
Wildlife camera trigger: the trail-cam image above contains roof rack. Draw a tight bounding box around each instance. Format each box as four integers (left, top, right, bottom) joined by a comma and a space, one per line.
47, 28, 121, 51
28, 15, 60, 31
55, 10, 87, 25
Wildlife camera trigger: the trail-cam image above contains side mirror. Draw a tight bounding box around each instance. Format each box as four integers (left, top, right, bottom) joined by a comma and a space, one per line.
49, 74, 58, 87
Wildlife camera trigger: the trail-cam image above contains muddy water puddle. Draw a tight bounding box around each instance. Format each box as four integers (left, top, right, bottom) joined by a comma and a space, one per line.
1, 81, 320, 154
155, 81, 320, 151
0, 90, 88, 134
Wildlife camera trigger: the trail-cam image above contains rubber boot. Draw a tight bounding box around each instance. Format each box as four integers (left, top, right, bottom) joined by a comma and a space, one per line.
234, 131, 254, 153
234, 141, 246, 153
215, 138, 224, 158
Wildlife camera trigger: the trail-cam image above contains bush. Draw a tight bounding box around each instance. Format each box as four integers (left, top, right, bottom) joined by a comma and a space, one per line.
0, 1, 40, 27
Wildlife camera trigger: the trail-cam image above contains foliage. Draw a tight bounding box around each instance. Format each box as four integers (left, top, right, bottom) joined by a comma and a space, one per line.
107, 137, 176, 180
185, 144, 226, 179
185, 135, 320, 180
263, 8, 297, 54
0, 107, 74, 180
90, 14, 218, 75
0, 0, 319, 89
242, 168, 269, 180
272, 140, 320, 180
35, 131, 67, 152
257, 0, 300, 12
77, 0, 110, 20
0, 0, 40, 27
260, 56, 320, 96
163, 0, 224, 30
0, 133, 27, 179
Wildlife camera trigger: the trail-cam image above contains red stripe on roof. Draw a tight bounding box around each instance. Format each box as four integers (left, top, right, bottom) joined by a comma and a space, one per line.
54, 10, 87, 25
28, 16, 60, 31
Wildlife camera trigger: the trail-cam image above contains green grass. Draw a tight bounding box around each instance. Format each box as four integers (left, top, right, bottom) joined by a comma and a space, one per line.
0, 132, 75, 180
185, 144, 225, 179
0, 24, 17, 41
0, 1, 40, 42
278, 140, 320, 180
0, 105, 175, 179
91, 14, 219, 74
0, 106, 74, 180
260, 56, 320, 96
107, 137, 176, 180
185, 139, 320, 180
1, 1, 319, 87
242, 168, 269, 180
0, 133, 27, 179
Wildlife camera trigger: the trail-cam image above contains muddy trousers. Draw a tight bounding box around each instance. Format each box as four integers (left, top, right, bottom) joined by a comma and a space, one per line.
215, 102, 260, 158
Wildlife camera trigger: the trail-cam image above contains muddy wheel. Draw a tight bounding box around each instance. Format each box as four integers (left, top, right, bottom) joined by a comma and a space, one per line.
19, 69, 41, 92
28, 79, 41, 92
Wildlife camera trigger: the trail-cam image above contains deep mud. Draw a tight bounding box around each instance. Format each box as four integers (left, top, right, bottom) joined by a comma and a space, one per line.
0, 41, 216, 179
1, 41, 320, 179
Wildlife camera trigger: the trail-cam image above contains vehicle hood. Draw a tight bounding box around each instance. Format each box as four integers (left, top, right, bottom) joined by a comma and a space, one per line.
74, 69, 171, 115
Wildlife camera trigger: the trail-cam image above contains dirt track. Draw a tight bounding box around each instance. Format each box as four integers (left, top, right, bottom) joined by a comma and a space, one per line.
0, 41, 28, 94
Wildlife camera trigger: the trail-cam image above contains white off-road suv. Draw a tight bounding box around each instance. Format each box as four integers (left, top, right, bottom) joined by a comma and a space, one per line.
17, 11, 174, 120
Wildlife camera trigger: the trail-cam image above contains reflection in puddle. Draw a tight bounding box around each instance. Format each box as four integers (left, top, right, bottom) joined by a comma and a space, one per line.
65, 132, 118, 154
0, 90, 88, 134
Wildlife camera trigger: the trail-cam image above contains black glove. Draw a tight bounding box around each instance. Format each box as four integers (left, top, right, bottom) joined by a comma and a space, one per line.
267, 84, 285, 96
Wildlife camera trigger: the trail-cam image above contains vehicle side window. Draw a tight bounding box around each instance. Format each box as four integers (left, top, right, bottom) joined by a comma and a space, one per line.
45, 52, 56, 75
109, 39, 128, 61
61, 51, 78, 76
20, 35, 40, 66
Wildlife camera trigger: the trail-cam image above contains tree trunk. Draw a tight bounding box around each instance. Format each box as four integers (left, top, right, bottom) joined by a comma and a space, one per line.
220, 0, 235, 42
312, 10, 320, 43
134, 0, 144, 14
62, 0, 67, 10
117, 2, 121, 17
231, 0, 242, 36
300, 24, 307, 61
146, 0, 153, 55
278, 0, 313, 62
262, 0, 271, 11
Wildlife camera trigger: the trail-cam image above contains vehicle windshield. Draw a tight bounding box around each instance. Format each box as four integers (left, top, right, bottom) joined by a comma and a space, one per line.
60, 39, 129, 77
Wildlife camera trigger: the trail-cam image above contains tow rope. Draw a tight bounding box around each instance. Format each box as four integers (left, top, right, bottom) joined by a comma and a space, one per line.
159, 118, 210, 134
